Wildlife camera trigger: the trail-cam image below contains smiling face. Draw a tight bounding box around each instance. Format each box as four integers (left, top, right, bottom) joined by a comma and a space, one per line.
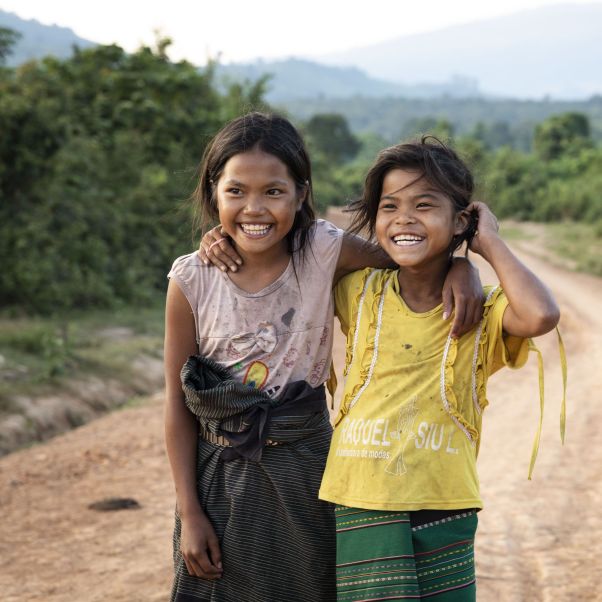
375, 169, 467, 270
215, 147, 305, 262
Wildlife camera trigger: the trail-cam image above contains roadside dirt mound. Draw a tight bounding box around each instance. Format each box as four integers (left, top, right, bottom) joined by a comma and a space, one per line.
1, 242, 600, 601
0, 354, 164, 455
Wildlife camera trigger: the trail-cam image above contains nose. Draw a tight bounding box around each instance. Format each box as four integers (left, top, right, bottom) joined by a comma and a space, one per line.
243, 193, 265, 214
394, 206, 416, 224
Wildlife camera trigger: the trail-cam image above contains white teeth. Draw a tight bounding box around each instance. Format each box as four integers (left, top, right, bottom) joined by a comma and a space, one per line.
393, 234, 423, 245
240, 224, 272, 235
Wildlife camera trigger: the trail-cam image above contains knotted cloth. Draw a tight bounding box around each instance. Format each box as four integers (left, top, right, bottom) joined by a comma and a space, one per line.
180, 355, 328, 462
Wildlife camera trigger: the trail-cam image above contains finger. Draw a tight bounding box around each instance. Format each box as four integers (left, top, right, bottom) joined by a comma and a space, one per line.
198, 242, 209, 265
198, 229, 222, 264
195, 548, 223, 578
450, 295, 467, 338
182, 555, 197, 577
471, 302, 484, 329
207, 536, 223, 571
441, 286, 453, 322
206, 252, 230, 272
184, 547, 221, 579
208, 240, 240, 272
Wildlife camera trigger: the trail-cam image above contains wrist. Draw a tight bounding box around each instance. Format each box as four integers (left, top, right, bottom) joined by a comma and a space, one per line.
177, 497, 204, 521
476, 232, 504, 260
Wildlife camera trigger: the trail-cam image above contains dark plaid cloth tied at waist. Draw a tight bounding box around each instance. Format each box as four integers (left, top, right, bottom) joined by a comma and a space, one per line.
171, 355, 336, 602
180, 355, 327, 462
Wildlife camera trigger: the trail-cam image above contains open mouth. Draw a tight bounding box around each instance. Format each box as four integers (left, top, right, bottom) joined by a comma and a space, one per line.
392, 234, 424, 246
239, 223, 273, 237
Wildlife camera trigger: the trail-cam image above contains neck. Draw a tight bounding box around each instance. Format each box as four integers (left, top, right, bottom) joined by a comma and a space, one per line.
396, 257, 450, 313
235, 240, 289, 270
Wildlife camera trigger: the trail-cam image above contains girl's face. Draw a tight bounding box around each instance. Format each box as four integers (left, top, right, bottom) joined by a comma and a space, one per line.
215, 148, 305, 261
375, 169, 467, 270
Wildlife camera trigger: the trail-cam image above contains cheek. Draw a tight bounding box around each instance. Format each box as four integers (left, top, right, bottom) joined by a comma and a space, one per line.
374, 217, 388, 246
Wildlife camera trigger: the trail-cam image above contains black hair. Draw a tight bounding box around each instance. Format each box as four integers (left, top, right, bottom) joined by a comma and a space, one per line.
193, 111, 316, 259
348, 136, 476, 254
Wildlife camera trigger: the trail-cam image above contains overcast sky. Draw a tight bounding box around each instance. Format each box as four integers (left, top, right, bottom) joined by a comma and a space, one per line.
1, 0, 596, 64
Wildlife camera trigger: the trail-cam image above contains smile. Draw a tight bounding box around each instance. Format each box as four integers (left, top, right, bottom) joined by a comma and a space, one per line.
392, 234, 424, 246
239, 223, 273, 237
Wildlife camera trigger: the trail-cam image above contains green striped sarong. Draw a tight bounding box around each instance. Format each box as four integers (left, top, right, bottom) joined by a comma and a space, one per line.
335, 507, 477, 601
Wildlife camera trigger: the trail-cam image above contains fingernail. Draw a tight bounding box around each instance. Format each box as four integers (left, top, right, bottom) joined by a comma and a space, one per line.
203, 260, 208, 265
231, 266, 237, 272
236, 259, 242, 265
218, 562, 222, 569
442, 311, 449, 320
220, 266, 226, 272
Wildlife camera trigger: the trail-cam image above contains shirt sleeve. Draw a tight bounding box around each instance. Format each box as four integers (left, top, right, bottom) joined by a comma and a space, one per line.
334, 268, 373, 336
310, 219, 344, 282
484, 288, 530, 375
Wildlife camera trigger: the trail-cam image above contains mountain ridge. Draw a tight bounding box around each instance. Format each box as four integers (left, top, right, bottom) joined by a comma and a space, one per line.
319, 3, 602, 99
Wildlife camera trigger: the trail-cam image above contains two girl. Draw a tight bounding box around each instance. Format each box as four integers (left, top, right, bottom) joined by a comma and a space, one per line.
318, 140, 560, 601
163, 113, 482, 601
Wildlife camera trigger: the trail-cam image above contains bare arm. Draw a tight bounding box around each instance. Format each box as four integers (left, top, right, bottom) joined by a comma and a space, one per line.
467, 202, 559, 337
199, 224, 483, 337
164, 280, 223, 579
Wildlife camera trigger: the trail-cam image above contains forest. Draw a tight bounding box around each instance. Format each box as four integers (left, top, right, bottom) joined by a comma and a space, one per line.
1, 30, 601, 315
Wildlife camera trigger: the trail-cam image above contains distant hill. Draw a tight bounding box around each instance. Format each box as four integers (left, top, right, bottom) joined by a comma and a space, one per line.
217, 59, 481, 102
0, 9, 95, 66
320, 3, 602, 100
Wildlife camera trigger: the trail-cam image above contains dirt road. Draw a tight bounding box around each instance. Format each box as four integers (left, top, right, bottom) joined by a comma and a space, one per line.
0, 243, 599, 601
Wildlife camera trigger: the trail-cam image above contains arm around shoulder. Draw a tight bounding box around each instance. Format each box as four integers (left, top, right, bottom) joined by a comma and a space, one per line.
334, 232, 393, 283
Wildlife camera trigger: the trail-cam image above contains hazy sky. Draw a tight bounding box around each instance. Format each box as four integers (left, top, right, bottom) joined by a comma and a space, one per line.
1, 0, 596, 64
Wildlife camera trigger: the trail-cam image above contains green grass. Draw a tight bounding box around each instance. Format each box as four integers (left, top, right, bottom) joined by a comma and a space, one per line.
497, 224, 527, 241
546, 221, 602, 276
0, 304, 165, 411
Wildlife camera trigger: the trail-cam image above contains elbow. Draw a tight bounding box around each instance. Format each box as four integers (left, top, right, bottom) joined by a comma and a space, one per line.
530, 303, 560, 337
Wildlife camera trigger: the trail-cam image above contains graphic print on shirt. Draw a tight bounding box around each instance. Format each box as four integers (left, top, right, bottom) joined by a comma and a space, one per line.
385, 396, 419, 476
243, 361, 269, 390
229, 322, 278, 356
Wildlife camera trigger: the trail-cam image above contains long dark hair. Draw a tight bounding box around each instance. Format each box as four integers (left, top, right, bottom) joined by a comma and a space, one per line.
348, 136, 476, 254
193, 112, 316, 258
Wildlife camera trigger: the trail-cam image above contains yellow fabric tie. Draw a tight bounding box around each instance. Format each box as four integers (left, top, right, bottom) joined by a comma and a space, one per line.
527, 327, 568, 480
557, 327, 567, 444
327, 363, 338, 410
527, 339, 545, 480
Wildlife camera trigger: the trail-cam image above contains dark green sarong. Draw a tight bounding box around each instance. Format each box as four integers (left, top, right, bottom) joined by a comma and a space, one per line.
335, 506, 477, 601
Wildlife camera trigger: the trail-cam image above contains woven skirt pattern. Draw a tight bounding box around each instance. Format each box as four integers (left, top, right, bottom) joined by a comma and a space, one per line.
335, 507, 477, 601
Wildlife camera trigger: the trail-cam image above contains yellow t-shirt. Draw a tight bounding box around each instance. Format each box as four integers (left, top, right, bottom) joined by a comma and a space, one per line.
319, 268, 529, 511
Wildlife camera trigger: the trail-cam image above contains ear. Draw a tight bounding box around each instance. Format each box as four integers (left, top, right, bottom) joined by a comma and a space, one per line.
454, 209, 470, 236
296, 181, 309, 212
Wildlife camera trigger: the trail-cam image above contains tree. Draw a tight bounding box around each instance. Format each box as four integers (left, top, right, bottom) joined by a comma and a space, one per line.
400, 117, 454, 142
0, 39, 269, 313
305, 113, 360, 164
0, 27, 21, 65
534, 112, 592, 160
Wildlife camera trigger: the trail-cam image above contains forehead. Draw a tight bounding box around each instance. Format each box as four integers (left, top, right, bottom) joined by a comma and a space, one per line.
221, 148, 292, 183
381, 168, 441, 197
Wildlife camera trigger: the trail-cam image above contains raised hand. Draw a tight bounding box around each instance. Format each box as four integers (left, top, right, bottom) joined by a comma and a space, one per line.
465, 201, 500, 257
198, 225, 242, 272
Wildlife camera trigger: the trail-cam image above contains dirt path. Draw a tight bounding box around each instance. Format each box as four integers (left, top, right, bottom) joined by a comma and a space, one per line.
1, 243, 599, 601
